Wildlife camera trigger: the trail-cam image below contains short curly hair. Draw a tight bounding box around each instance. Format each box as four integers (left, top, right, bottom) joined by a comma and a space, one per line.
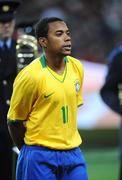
35, 17, 65, 40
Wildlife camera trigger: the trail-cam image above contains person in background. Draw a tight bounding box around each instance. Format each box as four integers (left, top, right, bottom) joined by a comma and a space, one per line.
0, 0, 20, 179
7, 17, 88, 180
100, 45, 122, 180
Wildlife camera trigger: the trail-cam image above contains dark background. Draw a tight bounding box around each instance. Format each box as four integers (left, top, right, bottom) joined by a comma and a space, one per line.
15, 0, 122, 64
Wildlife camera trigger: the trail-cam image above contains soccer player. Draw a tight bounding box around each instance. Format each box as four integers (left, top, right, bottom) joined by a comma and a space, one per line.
7, 17, 88, 180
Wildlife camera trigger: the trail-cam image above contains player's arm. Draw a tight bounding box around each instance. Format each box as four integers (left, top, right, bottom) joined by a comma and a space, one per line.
77, 60, 84, 107
7, 120, 26, 150
7, 69, 37, 150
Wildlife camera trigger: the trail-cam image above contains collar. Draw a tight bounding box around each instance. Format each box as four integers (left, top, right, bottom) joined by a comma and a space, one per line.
39, 54, 68, 68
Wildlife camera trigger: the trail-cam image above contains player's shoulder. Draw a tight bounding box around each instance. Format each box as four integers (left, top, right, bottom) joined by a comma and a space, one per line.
66, 55, 83, 70
19, 57, 41, 74
26, 57, 41, 71
15, 58, 40, 83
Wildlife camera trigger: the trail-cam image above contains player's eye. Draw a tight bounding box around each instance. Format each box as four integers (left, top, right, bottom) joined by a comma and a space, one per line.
67, 31, 71, 36
55, 31, 63, 36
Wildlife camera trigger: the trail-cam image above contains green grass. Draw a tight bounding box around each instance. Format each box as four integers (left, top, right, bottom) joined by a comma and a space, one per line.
84, 148, 119, 180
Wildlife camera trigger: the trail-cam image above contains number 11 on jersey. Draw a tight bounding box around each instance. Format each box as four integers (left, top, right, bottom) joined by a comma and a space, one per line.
61, 105, 68, 123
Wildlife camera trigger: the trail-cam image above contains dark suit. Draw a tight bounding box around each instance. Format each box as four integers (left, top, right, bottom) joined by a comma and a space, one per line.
0, 39, 17, 180
100, 45, 122, 180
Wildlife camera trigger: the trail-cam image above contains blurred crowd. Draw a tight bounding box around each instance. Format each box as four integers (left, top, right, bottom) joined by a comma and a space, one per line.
15, 0, 122, 64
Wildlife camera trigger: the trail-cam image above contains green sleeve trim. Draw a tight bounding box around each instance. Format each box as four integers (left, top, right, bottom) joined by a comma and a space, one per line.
78, 103, 83, 107
7, 119, 26, 125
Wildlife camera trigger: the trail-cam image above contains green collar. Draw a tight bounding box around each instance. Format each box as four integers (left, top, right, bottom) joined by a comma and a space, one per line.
39, 55, 68, 68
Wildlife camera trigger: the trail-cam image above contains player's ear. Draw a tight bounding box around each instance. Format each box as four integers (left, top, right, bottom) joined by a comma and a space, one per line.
39, 37, 47, 48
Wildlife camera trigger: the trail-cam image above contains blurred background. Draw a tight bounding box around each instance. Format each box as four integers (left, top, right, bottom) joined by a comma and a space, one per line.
16, 0, 122, 62
14, 0, 122, 179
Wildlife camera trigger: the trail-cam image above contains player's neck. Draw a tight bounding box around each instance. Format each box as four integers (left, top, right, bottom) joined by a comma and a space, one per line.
45, 54, 66, 72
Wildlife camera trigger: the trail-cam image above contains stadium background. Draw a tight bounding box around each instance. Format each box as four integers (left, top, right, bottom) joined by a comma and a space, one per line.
13, 0, 122, 179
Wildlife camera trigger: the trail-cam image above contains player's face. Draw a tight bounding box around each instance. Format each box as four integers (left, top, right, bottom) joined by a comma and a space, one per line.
46, 21, 71, 56
0, 20, 15, 40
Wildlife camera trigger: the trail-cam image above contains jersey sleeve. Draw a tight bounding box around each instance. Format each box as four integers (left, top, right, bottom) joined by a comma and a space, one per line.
77, 60, 84, 107
7, 69, 37, 121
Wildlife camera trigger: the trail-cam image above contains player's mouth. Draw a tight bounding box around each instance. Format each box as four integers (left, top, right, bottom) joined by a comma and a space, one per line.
62, 44, 72, 51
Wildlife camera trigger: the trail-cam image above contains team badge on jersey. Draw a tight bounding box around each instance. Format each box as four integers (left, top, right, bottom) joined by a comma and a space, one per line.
74, 79, 80, 92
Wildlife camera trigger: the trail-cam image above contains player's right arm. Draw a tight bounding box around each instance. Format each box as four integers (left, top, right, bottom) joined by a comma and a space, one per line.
7, 68, 38, 150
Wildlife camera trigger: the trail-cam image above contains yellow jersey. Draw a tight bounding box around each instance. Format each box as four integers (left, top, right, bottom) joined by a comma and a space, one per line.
7, 55, 84, 150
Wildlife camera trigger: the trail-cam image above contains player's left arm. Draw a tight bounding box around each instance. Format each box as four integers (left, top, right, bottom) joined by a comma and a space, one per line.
77, 60, 84, 107
7, 120, 26, 150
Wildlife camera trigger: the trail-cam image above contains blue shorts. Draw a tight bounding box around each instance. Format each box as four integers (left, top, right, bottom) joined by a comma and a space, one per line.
16, 145, 88, 180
